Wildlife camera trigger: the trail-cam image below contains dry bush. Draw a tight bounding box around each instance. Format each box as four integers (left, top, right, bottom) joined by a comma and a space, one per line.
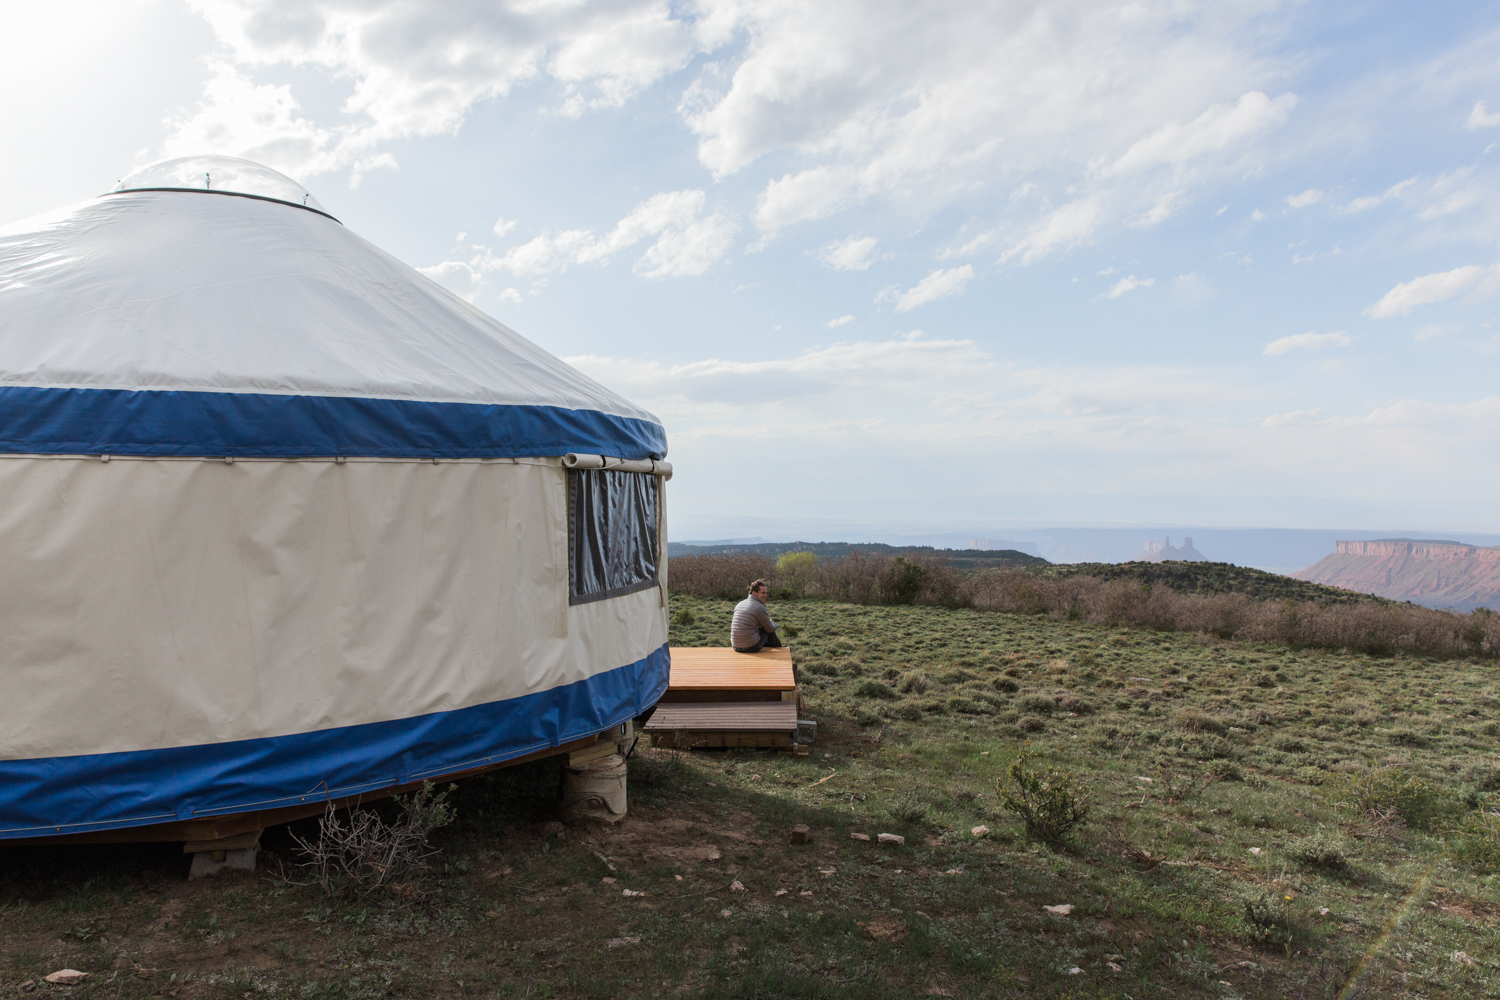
291, 783, 457, 899
666, 553, 775, 600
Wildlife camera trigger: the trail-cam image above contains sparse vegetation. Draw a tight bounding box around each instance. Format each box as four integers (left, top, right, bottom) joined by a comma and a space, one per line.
4, 593, 1500, 998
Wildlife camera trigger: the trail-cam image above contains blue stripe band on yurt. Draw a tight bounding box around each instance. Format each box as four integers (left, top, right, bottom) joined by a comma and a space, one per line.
0, 386, 667, 460
0, 643, 670, 839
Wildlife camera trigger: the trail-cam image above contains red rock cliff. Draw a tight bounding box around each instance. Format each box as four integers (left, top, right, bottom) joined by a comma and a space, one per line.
1294, 539, 1500, 611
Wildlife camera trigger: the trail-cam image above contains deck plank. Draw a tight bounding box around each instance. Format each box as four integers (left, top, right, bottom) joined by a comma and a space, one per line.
667, 646, 795, 691
644, 701, 798, 732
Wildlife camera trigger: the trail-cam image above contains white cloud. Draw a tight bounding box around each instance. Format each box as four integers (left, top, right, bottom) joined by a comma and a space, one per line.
816, 235, 878, 271
1468, 101, 1500, 130
1335, 176, 1416, 214
1364, 263, 1500, 318
490, 190, 736, 279
1005, 196, 1105, 263
160, 59, 389, 181
1263, 331, 1351, 356
1107, 274, 1154, 298
1131, 191, 1182, 228
1285, 188, 1322, 208
1105, 92, 1297, 175
1261, 408, 1324, 428
1250, 208, 1266, 221
756, 167, 854, 233
497, 287, 522, 304
179, 0, 700, 180
417, 260, 485, 301
828, 315, 854, 328
177, 2, 1306, 256
888, 266, 974, 312
493, 217, 517, 237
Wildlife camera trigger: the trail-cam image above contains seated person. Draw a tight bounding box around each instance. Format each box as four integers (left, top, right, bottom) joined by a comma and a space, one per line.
731, 579, 782, 653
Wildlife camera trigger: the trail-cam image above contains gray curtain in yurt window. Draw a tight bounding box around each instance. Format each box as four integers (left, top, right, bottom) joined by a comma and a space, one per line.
568, 469, 659, 604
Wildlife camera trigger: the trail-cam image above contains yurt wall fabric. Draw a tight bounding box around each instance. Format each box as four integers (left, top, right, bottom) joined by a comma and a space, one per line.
0, 456, 669, 838
0, 169, 671, 840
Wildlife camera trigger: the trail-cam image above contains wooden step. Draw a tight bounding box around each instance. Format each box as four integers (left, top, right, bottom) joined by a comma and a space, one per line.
644, 701, 797, 749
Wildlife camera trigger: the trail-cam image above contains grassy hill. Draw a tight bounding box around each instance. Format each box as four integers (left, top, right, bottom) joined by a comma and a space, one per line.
3, 599, 1497, 998
668, 539, 1050, 570
1043, 559, 1387, 605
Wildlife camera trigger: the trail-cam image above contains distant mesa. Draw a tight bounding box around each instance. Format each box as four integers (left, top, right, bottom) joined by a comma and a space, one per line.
1135, 536, 1208, 563
1295, 539, 1500, 612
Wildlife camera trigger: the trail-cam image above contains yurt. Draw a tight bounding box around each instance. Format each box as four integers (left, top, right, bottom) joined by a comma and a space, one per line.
0, 156, 671, 843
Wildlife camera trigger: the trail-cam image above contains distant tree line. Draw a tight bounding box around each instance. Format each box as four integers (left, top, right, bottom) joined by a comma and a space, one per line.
668, 550, 1499, 660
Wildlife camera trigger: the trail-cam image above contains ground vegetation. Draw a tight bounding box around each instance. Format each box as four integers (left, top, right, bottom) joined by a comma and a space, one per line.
3, 600, 1500, 997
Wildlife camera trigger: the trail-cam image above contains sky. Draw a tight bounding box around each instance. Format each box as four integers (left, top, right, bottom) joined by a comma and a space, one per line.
5, 0, 1500, 543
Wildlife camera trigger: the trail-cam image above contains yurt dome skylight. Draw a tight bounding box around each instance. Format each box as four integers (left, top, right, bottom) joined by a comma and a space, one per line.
111, 155, 331, 217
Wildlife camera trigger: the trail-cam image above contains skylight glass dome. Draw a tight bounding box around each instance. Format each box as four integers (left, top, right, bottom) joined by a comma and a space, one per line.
111, 155, 329, 215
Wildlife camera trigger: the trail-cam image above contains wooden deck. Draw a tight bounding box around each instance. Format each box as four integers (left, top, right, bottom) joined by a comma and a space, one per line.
658, 646, 796, 703
646, 647, 807, 752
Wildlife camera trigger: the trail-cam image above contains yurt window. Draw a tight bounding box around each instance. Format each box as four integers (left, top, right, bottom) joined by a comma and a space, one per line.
568, 469, 660, 605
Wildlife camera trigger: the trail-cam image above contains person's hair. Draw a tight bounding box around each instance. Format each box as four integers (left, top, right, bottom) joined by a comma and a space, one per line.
749, 579, 769, 596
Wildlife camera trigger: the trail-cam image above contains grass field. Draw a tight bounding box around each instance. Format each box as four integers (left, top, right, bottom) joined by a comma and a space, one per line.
2, 598, 1498, 998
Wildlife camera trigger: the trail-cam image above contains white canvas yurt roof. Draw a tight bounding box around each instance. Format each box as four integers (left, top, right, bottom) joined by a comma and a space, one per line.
0, 154, 665, 461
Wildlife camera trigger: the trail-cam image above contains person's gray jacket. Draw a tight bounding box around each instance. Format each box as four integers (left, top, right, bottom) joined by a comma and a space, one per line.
731, 596, 776, 649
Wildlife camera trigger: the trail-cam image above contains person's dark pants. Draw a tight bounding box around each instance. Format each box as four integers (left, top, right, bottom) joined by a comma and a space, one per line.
734, 631, 783, 654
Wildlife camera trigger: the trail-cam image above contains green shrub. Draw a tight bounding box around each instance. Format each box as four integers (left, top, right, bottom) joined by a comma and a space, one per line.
997, 751, 1091, 848
775, 551, 818, 598
947, 695, 987, 715
893, 700, 924, 722
671, 608, 696, 626
1241, 893, 1307, 951
1018, 694, 1055, 715
1387, 729, 1429, 747
1447, 799, 1500, 873
1058, 695, 1093, 714
1210, 759, 1243, 781
889, 787, 930, 824
1272, 735, 1307, 753
992, 677, 1019, 693
1287, 831, 1352, 874
897, 670, 930, 694
1324, 766, 1442, 828
1462, 764, 1500, 793
883, 557, 928, 605
1175, 710, 1227, 735
1016, 716, 1046, 733
854, 679, 899, 700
